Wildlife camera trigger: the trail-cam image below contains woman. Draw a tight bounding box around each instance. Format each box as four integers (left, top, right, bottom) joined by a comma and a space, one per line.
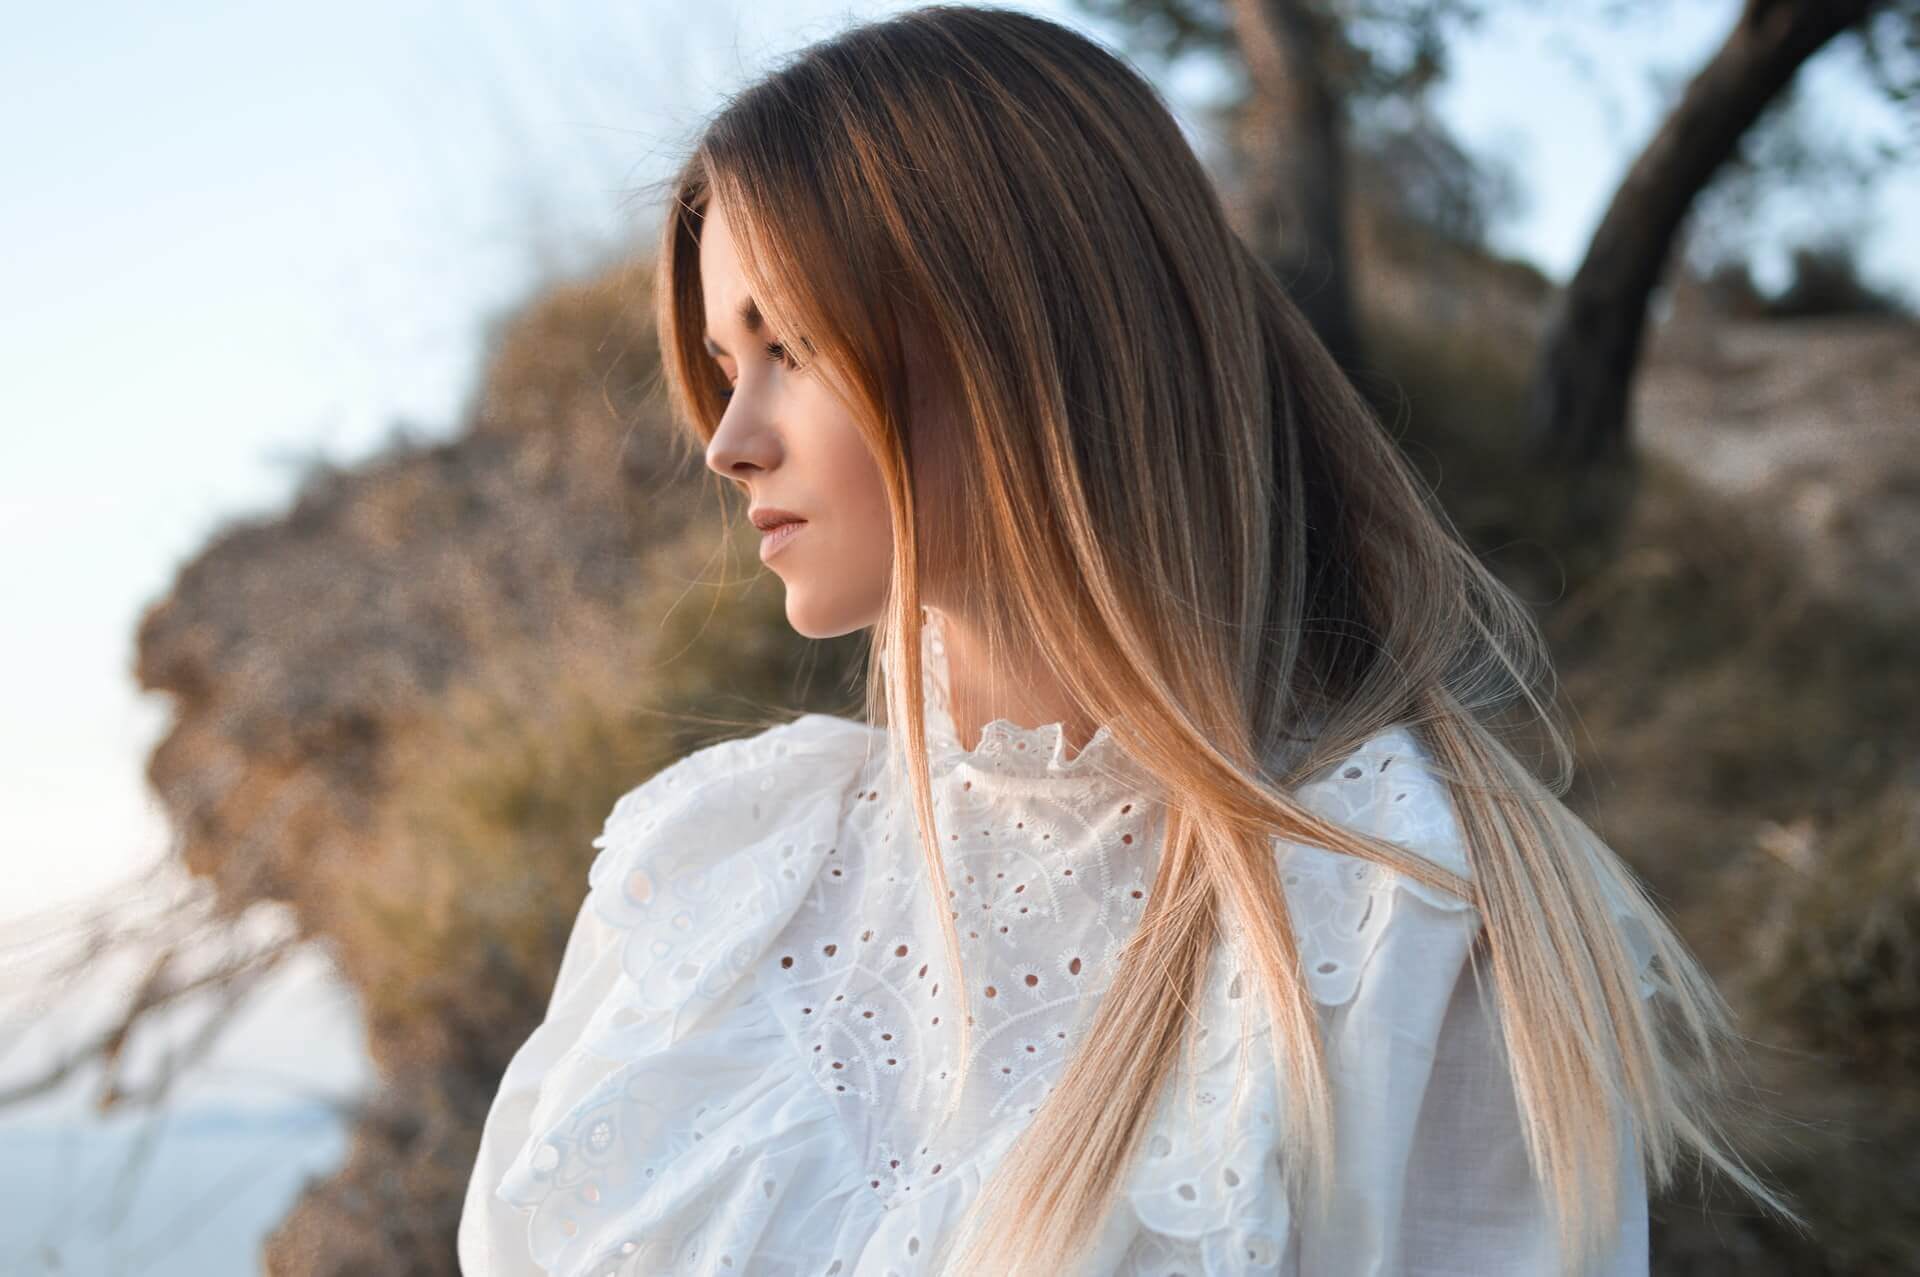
458, 6, 1799, 1274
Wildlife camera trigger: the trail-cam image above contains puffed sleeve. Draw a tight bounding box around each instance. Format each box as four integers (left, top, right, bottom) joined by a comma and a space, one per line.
457, 892, 622, 1276
455, 712, 882, 1276
1293, 889, 1649, 1277
1281, 724, 1653, 1277
1390, 944, 1649, 1276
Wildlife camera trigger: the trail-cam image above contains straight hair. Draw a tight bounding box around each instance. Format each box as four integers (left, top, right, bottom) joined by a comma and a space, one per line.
646, 5, 1802, 1272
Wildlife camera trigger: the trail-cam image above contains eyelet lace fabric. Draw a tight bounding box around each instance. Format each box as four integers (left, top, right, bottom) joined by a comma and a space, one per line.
458, 610, 1659, 1277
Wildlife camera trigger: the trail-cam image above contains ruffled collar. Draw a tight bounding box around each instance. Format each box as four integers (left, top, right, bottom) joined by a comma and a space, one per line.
914, 607, 1144, 787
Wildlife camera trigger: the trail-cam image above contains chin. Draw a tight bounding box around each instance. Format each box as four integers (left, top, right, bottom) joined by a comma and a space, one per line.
782, 586, 883, 640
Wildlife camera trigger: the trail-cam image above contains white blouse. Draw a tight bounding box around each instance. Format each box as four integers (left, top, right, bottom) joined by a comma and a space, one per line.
458, 611, 1657, 1276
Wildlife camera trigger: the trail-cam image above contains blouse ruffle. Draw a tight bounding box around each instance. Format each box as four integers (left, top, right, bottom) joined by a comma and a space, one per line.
458, 712, 1658, 1276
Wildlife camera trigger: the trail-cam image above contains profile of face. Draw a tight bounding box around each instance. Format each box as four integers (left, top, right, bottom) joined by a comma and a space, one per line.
700, 200, 895, 639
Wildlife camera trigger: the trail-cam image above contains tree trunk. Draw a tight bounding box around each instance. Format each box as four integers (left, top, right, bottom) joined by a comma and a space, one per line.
1228, 0, 1366, 377
1527, 0, 1878, 478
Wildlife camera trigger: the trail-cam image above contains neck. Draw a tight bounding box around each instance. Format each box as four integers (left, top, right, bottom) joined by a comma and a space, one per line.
930, 610, 1103, 760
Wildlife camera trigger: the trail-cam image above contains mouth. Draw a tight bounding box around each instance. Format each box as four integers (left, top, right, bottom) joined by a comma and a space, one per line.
759, 518, 809, 561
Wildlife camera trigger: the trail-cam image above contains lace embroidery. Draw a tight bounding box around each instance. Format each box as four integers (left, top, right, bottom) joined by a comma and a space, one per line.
913, 606, 1144, 785
487, 605, 1661, 1275
759, 610, 1476, 1221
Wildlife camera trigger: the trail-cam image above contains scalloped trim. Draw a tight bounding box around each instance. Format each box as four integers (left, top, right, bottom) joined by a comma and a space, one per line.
918, 607, 1134, 780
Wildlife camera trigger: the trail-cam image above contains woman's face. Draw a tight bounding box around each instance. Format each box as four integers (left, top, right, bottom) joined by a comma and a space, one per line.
700, 200, 894, 638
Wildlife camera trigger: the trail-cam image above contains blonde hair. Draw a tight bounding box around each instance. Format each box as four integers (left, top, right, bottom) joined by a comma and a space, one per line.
647, 4, 1803, 1272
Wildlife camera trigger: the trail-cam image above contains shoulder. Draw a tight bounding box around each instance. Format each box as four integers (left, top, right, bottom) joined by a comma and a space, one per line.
587, 710, 879, 871
1285, 722, 1472, 899
462, 714, 881, 1268
1273, 723, 1659, 1011
580, 712, 881, 1039
1120, 724, 1485, 1254
592, 712, 881, 854
1271, 722, 1478, 1007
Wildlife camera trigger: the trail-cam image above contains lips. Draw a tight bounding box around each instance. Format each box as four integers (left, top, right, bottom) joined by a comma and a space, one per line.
749, 506, 809, 562
759, 518, 808, 561
749, 506, 808, 532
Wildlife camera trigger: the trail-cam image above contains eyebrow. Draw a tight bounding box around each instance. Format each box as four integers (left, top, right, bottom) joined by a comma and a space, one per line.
702, 296, 763, 358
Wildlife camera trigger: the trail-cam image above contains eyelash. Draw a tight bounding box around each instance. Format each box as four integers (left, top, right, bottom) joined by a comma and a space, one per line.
717, 340, 804, 401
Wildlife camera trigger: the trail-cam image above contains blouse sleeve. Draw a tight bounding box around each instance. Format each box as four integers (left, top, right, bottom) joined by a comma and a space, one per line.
457, 892, 622, 1276
1280, 723, 1653, 1277
455, 713, 882, 1276
1392, 932, 1648, 1275
1296, 892, 1651, 1277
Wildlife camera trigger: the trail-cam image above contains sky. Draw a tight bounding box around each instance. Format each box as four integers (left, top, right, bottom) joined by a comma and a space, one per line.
2, 0, 1914, 1126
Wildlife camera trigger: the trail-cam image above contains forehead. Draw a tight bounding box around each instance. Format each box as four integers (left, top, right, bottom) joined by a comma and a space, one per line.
698, 200, 742, 296
699, 203, 758, 353
706, 202, 787, 362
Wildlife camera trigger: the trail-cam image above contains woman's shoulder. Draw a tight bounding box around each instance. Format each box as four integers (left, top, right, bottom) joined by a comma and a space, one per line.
1116, 724, 1484, 1259
1255, 722, 1478, 1008
587, 709, 884, 890
579, 712, 883, 1043
1271, 720, 1657, 1008
1284, 722, 1473, 898
591, 712, 881, 854
461, 712, 884, 1274
1289, 722, 1466, 868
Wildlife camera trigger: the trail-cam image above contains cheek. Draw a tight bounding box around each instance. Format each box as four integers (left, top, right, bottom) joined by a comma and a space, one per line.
781, 415, 894, 636
822, 423, 893, 551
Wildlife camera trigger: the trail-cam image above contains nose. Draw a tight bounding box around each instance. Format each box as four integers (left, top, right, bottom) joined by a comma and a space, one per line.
704, 406, 781, 481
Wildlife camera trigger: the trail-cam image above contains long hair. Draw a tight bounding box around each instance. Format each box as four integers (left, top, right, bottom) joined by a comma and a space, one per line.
646, 5, 1801, 1272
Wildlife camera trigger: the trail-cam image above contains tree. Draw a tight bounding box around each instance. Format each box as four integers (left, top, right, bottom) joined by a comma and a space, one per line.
1072, 0, 1492, 377
1525, 0, 1907, 493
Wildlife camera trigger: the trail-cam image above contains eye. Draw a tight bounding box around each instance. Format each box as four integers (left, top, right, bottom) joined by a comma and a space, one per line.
770, 334, 816, 368
717, 338, 807, 402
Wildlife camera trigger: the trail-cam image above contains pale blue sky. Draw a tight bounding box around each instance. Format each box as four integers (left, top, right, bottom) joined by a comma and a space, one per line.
1, 0, 1913, 1114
